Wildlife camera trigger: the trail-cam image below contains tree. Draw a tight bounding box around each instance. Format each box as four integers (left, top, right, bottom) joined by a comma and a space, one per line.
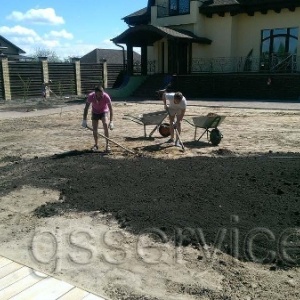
30, 47, 61, 62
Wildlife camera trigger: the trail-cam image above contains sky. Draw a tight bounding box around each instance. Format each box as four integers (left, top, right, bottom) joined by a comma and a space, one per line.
0, 0, 148, 58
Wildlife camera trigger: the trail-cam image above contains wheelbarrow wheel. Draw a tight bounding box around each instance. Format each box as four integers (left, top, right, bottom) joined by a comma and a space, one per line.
159, 123, 170, 137
210, 128, 222, 146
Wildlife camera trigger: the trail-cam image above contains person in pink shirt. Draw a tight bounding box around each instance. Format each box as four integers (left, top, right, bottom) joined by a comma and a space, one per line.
82, 85, 114, 152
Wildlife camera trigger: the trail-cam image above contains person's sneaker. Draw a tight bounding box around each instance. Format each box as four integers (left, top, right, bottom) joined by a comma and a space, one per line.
166, 138, 174, 143
91, 145, 98, 151
175, 140, 181, 147
105, 145, 111, 153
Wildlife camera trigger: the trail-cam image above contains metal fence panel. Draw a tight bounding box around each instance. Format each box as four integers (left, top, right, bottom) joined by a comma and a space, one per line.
107, 64, 125, 88
80, 63, 103, 95
8, 62, 43, 99
2, 62, 123, 100
48, 63, 76, 97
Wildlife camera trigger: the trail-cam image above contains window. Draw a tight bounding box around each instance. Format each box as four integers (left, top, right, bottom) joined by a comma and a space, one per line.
260, 27, 298, 71
169, 0, 190, 15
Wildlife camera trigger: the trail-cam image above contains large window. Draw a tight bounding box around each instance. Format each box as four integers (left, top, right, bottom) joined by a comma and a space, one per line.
169, 0, 190, 15
260, 27, 298, 71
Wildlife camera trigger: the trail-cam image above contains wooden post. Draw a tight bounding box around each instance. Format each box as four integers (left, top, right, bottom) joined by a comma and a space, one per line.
0, 56, 11, 101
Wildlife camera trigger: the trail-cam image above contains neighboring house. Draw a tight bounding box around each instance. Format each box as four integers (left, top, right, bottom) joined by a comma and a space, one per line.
111, 0, 300, 75
0, 35, 30, 61
80, 48, 141, 65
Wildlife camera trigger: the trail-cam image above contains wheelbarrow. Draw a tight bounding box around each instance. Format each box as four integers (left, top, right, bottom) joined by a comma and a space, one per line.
184, 114, 226, 146
123, 110, 169, 138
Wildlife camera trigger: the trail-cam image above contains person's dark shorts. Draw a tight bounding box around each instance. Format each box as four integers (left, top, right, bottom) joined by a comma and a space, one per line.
91, 112, 107, 120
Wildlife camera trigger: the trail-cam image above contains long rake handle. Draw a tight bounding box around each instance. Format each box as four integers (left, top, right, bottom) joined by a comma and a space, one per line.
86, 125, 135, 154
174, 127, 185, 151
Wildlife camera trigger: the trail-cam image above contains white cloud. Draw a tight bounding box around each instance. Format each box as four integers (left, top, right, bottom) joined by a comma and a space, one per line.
0, 25, 66, 55
41, 40, 61, 48
0, 25, 39, 38
46, 29, 73, 40
56, 42, 99, 58
103, 38, 119, 48
7, 8, 64, 25
0, 25, 140, 58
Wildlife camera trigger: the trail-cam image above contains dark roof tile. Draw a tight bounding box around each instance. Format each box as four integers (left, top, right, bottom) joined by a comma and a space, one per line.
80, 48, 140, 64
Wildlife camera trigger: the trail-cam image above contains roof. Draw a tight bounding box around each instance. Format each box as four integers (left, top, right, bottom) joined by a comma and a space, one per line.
80, 48, 141, 64
111, 25, 211, 47
123, 7, 150, 26
124, 7, 148, 19
200, 0, 300, 16
200, 0, 300, 6
0, 35, 26, 54
123, 0, 300, 24
122, 0, 300, 26
122, 0, 155, 26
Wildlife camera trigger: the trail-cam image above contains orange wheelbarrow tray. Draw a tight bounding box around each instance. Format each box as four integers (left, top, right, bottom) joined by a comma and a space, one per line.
123, 110, 169, 137
184, 115, 226, 146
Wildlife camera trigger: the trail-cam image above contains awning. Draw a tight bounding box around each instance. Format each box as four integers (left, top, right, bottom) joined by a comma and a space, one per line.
111, 24, 211, 47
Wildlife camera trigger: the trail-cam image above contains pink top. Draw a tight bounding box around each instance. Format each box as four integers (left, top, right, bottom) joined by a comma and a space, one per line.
87, 91, 111, 114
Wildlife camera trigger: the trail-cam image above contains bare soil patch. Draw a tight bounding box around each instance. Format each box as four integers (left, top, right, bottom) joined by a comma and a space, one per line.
0, 97, 300, 300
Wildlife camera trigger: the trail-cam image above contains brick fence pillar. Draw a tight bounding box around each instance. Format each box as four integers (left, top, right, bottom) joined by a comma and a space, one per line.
102, 59, 108, 89
0, 56, 11, 101
39, 56, 49, 98
72, 58, 82, 95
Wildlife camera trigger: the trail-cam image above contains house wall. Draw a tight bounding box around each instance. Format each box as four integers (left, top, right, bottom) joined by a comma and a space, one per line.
233, 8, 300, 58
194, 7, 300, 59
148, 2, 300, 67
200, 14, 235, 58
150, 0, 201, 72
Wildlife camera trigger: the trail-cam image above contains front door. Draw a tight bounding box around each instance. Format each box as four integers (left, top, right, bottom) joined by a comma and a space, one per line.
168, 40, 188, 74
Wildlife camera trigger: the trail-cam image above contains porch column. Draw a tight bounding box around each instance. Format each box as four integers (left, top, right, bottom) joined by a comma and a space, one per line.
141, 45, 148, 75
127, 44, 134, 75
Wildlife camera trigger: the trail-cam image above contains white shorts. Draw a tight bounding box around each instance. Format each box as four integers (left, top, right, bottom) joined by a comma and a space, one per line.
168, 108, 182, 116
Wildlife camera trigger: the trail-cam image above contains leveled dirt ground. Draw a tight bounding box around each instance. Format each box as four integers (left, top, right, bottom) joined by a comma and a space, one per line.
0, 97, 300, 300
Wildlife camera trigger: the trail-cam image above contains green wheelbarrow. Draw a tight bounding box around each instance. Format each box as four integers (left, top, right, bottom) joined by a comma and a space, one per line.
184, 114, 226, 146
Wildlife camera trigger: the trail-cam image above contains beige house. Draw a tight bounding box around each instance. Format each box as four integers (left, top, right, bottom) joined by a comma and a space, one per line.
112, 0, 300, 75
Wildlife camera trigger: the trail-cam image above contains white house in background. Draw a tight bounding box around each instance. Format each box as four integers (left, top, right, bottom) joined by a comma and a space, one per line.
111, 0, 300, 75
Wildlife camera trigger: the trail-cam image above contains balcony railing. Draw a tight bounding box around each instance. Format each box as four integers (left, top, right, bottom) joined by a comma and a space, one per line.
147, 60, 157, 74
191, 54, 299, 73
142, 55, 299, 75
